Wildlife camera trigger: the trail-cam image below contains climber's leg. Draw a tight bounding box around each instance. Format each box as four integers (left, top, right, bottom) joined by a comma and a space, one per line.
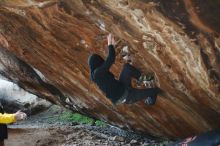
125, 87, 159, 105
119, 63, 141, 87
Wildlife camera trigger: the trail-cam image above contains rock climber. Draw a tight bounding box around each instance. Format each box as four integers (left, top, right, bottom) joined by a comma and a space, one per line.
169, 129, 220, 146
0, 102, 27, 146
88, 34, 160, 105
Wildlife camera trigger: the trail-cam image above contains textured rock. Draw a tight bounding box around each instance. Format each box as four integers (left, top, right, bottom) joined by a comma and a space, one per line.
0, 0, 219, 138
0, 79, 51, 114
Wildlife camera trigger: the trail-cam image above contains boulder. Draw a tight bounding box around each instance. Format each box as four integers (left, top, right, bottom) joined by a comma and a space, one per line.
0, 79, 51, 114
0, 0, 219, 138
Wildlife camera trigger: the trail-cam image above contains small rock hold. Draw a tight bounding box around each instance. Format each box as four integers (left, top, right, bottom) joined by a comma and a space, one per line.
130, 139, 138, 144
65, 98, 71, 104
122, 46, 129, 53
111, 136, 125, 142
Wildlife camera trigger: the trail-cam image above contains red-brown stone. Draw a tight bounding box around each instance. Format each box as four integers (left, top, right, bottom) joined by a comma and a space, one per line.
0, 0, 219, 138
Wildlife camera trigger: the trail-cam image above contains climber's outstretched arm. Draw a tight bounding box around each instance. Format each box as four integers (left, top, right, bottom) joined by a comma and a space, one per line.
99, 34, 116, 70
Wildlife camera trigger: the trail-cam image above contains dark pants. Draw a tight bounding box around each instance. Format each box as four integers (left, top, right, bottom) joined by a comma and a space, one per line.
119, 63, 159, 104
0, 124, 7, 146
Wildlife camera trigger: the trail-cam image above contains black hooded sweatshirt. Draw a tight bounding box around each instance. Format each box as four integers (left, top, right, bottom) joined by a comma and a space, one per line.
88, 45, 125, 103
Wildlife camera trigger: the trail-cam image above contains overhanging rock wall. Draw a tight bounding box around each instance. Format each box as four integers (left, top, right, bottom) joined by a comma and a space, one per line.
0, 0, 220, 138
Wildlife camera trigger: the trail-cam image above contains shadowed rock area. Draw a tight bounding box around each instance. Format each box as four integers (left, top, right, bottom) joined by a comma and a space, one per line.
0, 0, 219, 138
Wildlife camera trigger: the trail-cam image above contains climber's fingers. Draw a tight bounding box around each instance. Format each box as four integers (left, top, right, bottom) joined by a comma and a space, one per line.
107, 33, 116, 46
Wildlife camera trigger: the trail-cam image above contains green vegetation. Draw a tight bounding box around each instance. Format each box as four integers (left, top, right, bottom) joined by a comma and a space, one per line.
59, 111, 107, 127
95, 120, 106, 127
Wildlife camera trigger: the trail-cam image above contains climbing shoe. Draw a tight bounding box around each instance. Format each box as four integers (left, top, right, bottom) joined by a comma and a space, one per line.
137, 74, 154, 87
144, 96, 156, 105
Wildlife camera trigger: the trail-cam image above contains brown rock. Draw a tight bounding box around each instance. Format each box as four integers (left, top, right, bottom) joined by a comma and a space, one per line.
0, 0, 220, 138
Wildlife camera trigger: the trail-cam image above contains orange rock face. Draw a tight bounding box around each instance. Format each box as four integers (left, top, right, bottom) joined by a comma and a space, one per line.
0, 0, 219, 138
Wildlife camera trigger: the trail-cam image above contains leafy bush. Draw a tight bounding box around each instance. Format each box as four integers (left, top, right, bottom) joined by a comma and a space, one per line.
59, 111, 106, 127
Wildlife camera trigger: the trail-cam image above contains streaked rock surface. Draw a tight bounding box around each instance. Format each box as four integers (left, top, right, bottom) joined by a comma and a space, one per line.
0, 0, 219, 138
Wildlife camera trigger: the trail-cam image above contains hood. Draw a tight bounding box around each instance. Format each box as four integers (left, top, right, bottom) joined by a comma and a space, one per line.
88, 54, 104, 80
